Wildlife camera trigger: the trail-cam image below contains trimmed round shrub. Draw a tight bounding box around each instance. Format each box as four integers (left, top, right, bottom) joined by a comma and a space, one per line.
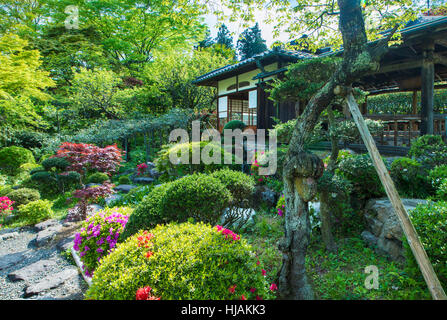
0, 185, 12, 197
429, 165, 447, 190
87, 172, 110, 184
18, 199, 53, 224
404, 201, 447, 288
39, 154, 53, 164
409, 134, 447, 168
73, 207, 132, 277
0, 146, 35, 175
336, 153, 385, 200
118, 175, 132, 185
86, 222, 274, 300
121, 184, 171, 239
210, 169, 254, 226
155, 141, 236, 181
41, 157, 70, 171
7, 188, 40, 207
161, 173, 232, 225
210, 169, 254, 203
20, 162, 40, 172
390, 157, 431, 198
223, 120, 247, 131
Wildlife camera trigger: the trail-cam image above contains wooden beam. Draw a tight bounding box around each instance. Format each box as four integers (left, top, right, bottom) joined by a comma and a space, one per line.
421, 44, 435, 135
434, 53, 447, 67
345, 92, 447, 301
374, 59, 423, 74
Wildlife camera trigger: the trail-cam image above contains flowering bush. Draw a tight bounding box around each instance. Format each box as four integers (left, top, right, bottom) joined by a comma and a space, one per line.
276, 195, 285, 217
54, 142, 123, 175
0, 196, 14, 223
250, 151, 271, 185
86, 222, 274, 300
136, 163, 148, 176
73, 207, 132, 277
136, 286, 160, 300
68, 182, 115, 221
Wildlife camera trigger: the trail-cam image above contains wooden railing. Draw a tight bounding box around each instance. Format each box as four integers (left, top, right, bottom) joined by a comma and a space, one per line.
364, 114, 447, 147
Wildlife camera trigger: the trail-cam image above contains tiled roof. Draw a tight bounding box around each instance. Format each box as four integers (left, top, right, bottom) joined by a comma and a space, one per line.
192, 49, 314, 84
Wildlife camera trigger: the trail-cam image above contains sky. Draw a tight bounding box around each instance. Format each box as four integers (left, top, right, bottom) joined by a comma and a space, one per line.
202, 0, 439, 48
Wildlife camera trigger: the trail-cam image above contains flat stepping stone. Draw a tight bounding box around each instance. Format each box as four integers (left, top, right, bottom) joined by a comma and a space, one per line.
0, 251, 28, 270
35, 225, 63, 247
24, 268, 79, 297
114, 184, 137, 193
8, 259, 57, 282
35, 219, 60, 232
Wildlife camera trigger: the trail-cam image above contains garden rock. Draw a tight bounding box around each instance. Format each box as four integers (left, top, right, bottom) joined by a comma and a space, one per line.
88, 204, 103, 214
0, 232, 19, 241
57, 236, 75, 252
131, 177, 155, 184
34, 219, 60, 232
0, 251, 28, 270
35, 225, 63, 247
8, 259, 57, 282
251, 186, 278, 208
24, 268, 79, 297
362, 198, 427, 262
104, 194, 122, 206
114, 184, 137, 193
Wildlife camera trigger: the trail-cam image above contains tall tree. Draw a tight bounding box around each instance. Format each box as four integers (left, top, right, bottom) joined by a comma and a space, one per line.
222, 0, 419, 299
237, 23, 268, 60
215, 24, 234, 49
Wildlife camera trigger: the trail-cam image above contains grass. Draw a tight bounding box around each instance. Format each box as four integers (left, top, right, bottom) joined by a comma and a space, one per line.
242, 210, 431, 300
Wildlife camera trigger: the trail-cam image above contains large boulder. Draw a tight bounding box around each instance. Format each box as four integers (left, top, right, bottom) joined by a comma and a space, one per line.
362, 198, 427, 263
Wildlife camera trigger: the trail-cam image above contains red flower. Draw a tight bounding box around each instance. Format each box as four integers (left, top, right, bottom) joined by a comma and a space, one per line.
240, 295, 247, 300
250, 288, 256, 293
261, 269, 266, 276
136, 286, 152, 300
270, 283, 278, 291
145, 251, 154, 259
228, 284, 237, 294
256, 296, 263, 300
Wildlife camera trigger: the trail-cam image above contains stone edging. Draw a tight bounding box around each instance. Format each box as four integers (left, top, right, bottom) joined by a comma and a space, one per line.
70, 247, 92, 287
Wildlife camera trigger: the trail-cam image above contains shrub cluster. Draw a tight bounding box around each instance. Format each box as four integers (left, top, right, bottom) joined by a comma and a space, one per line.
404, 201, 447, 289
87, 172, 110, 184
86, 222, 274, 300
73, 207, 132, 277
123, 173, 232, 239
18, 199, 53, 224
0, 146, 35, 175
409, 135, 447, 168
6, 188, 40, 207
390, 157, 431, 198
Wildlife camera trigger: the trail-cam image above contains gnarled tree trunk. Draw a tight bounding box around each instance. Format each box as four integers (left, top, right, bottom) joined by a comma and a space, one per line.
278, 0, 396, 299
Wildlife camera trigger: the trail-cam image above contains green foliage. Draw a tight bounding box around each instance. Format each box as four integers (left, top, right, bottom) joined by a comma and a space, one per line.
0, 146, 35, 175
155, 141, 236, 181
323, 149, 353, 167
18, 199, 53, 224
0, 33, 54, 130
210, 169, 254, 204
0, 185, 12, 197
108, 185, 153, 208
41, 157, 70, 171
270, 57, 340, 102
223, 120, 247, 131
408, 135, 447, 168
336, 154, 385, 200
436, 179, 447, 201
121, 184, 170, 239
86, 222, 274, 300
118, 175, 132, 185
87, 172, 110, 184
329, 119, 384, 144
404, 201, 447, 289
269, 118, 323, 146
237, 23, 267, 60
161, 173, 232, 225
390, 157, 431, 198
429, 165, 447, 190
7, 188, 40, 207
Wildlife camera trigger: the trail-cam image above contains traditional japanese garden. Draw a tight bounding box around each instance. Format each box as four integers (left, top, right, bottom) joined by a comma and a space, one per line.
1, 0, 447, 301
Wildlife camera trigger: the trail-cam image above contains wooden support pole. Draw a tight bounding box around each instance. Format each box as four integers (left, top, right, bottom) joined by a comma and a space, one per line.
346, 92, 446, 300
421, 43, 435, 135
412, 90, 418, 115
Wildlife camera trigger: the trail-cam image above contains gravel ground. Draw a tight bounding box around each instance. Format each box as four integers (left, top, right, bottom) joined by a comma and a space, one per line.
0, 225, 88, 300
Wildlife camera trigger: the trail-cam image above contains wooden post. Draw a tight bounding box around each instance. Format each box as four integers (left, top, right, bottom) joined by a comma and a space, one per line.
394, 120, 398, 146
421, 42, 435, 135
412, 90, 418, 115
346, 92, 446, 300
